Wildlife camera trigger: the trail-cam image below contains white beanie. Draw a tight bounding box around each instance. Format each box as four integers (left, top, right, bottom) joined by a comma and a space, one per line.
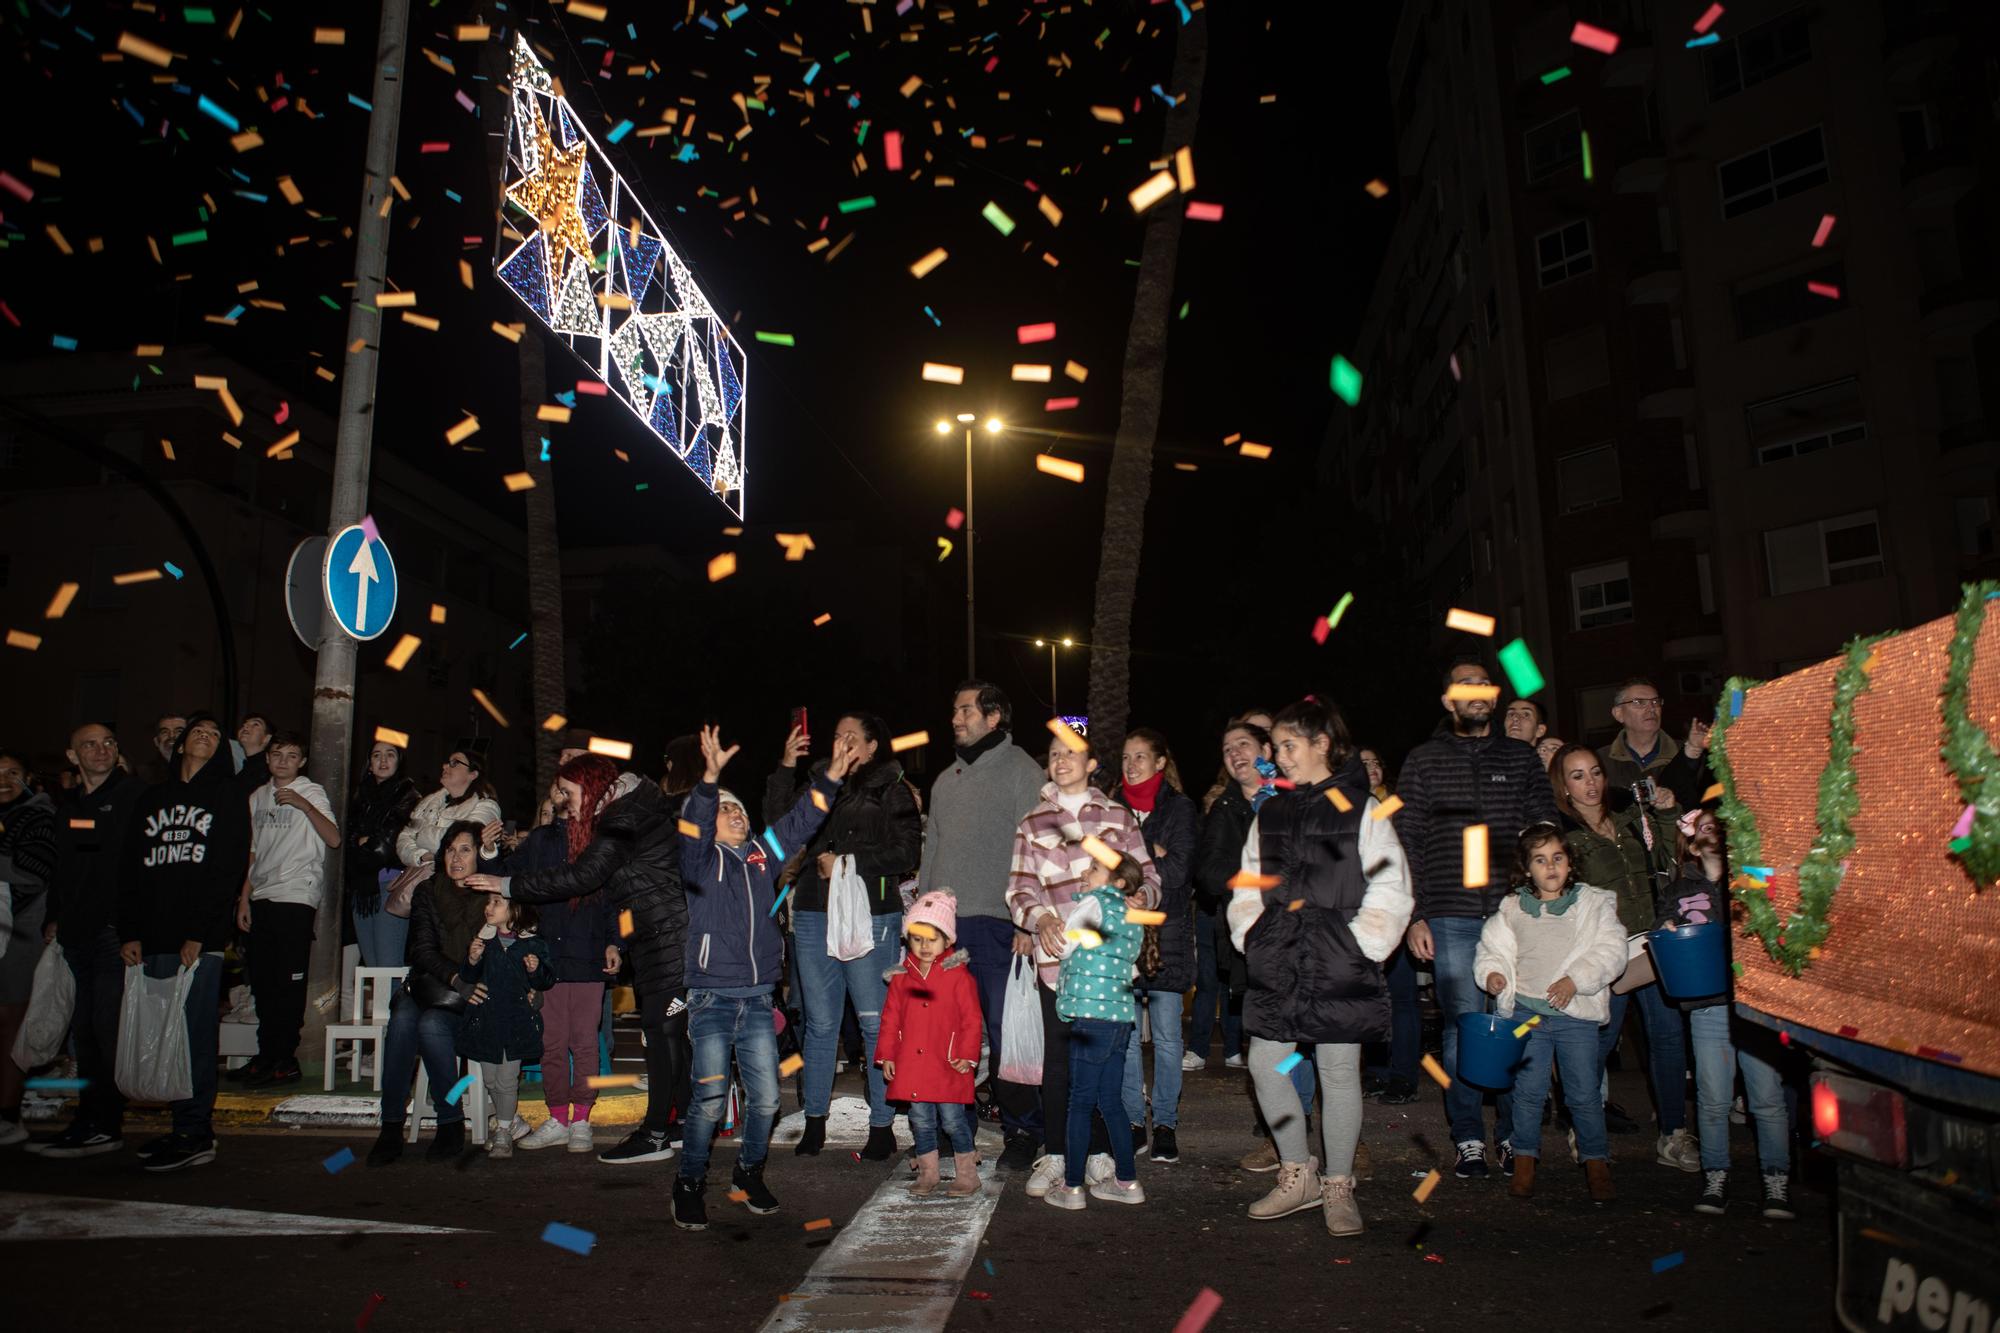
716, 788, 746, 813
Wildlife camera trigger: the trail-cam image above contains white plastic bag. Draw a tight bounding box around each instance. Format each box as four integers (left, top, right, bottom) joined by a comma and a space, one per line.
12, 945, 74, 1070
826, 854, 875, 962
996, 954, 1044, 1086
115, 963, 197, 1104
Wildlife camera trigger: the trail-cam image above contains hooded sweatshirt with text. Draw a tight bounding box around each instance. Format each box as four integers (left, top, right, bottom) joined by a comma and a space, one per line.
118, 749, 252, 955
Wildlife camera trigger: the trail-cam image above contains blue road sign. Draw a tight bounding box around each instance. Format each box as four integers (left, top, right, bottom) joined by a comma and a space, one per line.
323, 523, 398, 641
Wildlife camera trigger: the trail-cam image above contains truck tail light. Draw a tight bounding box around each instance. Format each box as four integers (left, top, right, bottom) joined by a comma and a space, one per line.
1811, 1070, 1908, 1168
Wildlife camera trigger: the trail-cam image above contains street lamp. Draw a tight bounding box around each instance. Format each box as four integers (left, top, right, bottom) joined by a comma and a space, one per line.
936, 413, 1003, 677
1033, 636, 1075, 712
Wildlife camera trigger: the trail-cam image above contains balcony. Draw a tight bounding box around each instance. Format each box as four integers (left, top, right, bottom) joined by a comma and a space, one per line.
1903, 143, 1977, 209
1626, 251, 1683, 306
1883, 5, 1959, 87
1613, 143, 1668, 196
1919, 279, 1998, 340
1635, 361, 1695, 421
1650, 509, 1713, 542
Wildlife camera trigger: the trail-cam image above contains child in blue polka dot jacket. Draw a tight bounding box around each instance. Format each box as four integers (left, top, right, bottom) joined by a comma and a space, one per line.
1045, 851, 1159, 1211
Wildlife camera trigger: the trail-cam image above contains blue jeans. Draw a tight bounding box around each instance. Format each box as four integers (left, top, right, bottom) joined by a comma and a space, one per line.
1601, 984, 1689, 1133
1430, 916, 1514, 1146
680, 989, 780, 1180
1121, 989, 1186, 1130
908, 1100, 975, 1156
1689, 1004, 1791, 1173
1190, 909, 1241, 1060
957, 914, 1039, 1136
351, 901, 409, 975
1065, 1019, 1135, 1187
143, 953, 222, 1140
792, 910, 901, 1126
1509, 1009, 1607, 1161
379, 988, 466, 1128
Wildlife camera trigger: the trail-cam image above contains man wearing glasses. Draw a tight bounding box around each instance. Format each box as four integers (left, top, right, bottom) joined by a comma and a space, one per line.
1600, 678, 1711, 810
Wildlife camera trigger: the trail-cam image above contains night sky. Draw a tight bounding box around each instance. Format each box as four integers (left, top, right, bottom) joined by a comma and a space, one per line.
1, 0, 1411, 787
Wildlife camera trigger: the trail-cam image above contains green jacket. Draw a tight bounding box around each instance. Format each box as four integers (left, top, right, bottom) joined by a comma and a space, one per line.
1562, 803, 1676, 935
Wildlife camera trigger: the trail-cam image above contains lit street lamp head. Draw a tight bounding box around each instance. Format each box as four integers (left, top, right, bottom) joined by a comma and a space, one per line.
955, 412, 977, 423
984, 418, 1003, 433
934, 420, 952, 434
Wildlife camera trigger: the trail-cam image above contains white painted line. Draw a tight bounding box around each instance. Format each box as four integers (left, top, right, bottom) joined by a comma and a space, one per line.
0, 1192, 478, 1243
757, 1129, 1004, 1333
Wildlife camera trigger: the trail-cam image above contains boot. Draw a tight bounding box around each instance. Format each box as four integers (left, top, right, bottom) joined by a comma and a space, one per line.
1320, 1174, 1363, 1237
425, 1119, 466, 1162
1585, 1159, 1615, 1204
1248, 1156, 1320, 1220
366, 1124, 403, 1168
1509, 1155, 1536, 1199
948, 1153, 983, 1196
794, 1115, 827, 1156
909, 1150, 942, 1196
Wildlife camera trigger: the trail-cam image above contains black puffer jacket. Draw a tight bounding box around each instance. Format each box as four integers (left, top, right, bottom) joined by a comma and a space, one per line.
502, 780, 687, 998
344, 772, 420, 917
404, 874, 488, 1010
1197, 784, 1259, 995
1393, 723, 1557, 922
1130, 782, 1199, 994
1243, 759, 1388, 1045
764, 757, 920, 916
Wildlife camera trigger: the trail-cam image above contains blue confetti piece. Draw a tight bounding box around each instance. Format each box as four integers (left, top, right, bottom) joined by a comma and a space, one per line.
196, 93, 240, 132
1651, 1251, 1684, 1274
223, 304, 245, 322
762, 827, 786, 860
1685, 33, 1720, 47
983, 1259, 995, 1276
675, 142, 699, 163
122, 99, 145, 125
803, 61, 820, 85
770, 882, 794, 917
508, 631, 528, 650
1274, 1052, 1304, 1075
923, 305, 941, 328
539, 436, 551, 462
541, 1221, 596, 1256
348, 92, 373, 112
1729, 688, 1744, 717
444, 189, 462, 203
444, 1072, 476, 1105
1741, 865, 1773, 879
606, 119, 633, 144
25, 1077, 88, 1091
555, 389, 578, 408
163, 561, 184, 580
1175, 0, 1192, 23
51, 335, 78, 351
322, 1146, 356, 1174
723, 3, 749, 21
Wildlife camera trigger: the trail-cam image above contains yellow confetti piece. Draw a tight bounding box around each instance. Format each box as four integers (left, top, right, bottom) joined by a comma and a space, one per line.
1372, 795, 1404, 821
313, 26, 345, 43
810, 789, 830, 812
540, 712, 567, 731
698, 1074, 727, 1084
1444, 683, 1501, 702
1238, 442, 1273, 460
1421, 1053, 1451, 1090
1364, 178, 1391, 199
1035, 454, 1085, 483
1038, 195, 1064, 227
384, 634, 421, 670
112, 569, 163, 585
1047, 717, 1088, 752
1064, 927, 1103, 950
444, 414, 480, 445
276, 175, 303, 205
1228, 872, 1280, 891
1463, 825, 1489, 888
116, 30, 175, 67
812, 613, 833, 627
1174, 145, 1196, 192
727, 1189, 749, 1202
677, 819, 702, 838
899, 74, 923, 97
567, 0, 609, 18
779, 1054, 805, 1078
45, 582, 80, 619
618, 909, 635, 937
374, 726, 410, 747
470, 688, 509, 727
502, 471, 536, 492
1512, 1016, 1543, 1039
1011, 364, 1052, 382
707, 552, 737, 583
775, 532, 816, 561
1413, 1168, 1442, 1204
230, 131, 263, 152
1286, 899, 1305, 912
375, 291, 418, 308
1701, 783, 1724, 803
909, 247, 948, 279
401, 312, 440, 332
491, 321, 524, 342
1064, 360, 1088, 382
455, 23, 490, 40
135, 343, 165, 356
265, 430, 300, 458
585, 1074, 641, 1090
921, 362, 965, 385
588, 737, 635, 761
1125, 908, 1166, 926
890, 731, 930, 753
430, 603, 448, 624
1080, 835, 1122, 870
6, 629, 42, 651
1445, 607, 1496, 636
1326, 788, 1353, 813
1127, 170, 1177, 213
1088, 105, 1126, 123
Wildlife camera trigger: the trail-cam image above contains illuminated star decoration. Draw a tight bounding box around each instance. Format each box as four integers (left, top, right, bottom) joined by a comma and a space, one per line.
494, 35, 749, 516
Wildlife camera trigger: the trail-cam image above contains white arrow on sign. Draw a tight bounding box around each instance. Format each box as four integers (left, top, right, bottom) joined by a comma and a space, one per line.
348, 536, 380, 634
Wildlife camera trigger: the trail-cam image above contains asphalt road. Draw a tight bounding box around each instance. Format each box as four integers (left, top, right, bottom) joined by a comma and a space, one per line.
6, 1056, 1834, 1332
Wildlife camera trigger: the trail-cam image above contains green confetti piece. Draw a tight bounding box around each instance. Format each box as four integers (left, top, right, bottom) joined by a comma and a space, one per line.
836, 195, 877, 214
318, 294, 341, 310
753, 331, 796, 346
1950, 835, 1973, 854
1497, 637, 1545, 698
1540, 66, 1572, 85
170, 229, 208, 247
1329, 354, 1363, 406
184, 6, 216, 22
1581, 129, 1594, 182
1329, 591, 1355, 629
1178, 301, 1189, 319
981, 201, 1016, 236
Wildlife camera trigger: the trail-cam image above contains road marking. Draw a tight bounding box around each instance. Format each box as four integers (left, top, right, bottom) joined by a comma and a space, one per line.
0, 1192, 477, 1243
757, 1135, 1003, 1332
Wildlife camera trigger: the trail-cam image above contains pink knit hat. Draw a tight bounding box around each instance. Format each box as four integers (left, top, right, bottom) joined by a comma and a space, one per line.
902, 890, 959, 946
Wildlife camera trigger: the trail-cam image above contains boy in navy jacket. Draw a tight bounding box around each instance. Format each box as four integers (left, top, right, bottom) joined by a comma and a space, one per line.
671, 724, 853, 1231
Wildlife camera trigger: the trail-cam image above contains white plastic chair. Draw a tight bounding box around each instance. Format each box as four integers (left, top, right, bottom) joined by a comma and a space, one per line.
409, 1055, 489, 1145
323, 966, 404, 1091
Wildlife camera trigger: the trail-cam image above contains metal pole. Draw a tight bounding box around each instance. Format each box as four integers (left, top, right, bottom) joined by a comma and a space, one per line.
964, 426, 976, 678
1049, 642, 1058, 714
304, 0, 412, 1048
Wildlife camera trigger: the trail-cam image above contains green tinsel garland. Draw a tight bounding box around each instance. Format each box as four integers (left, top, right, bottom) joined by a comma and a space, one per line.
1707, 670, 1766, 902
1940, 580, 2000, 888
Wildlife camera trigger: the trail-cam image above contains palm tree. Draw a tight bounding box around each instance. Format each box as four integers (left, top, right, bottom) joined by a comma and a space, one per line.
1085, 8, 1209, 764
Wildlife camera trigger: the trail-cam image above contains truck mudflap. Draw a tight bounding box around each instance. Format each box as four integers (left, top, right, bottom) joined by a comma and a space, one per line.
1838, 1159, 1999, 1333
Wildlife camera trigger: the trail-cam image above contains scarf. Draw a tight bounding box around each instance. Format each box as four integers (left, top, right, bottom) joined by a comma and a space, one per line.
1517, 884, 1580, 917
1122, 772, 1164, 813
1250, 757, 1280, 810
954, 726, 1009, 768
433, 877, 489, 964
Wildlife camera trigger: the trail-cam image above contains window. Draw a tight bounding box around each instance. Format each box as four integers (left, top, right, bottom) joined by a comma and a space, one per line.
1545, 327, 1609, 400
1956, 498, 1994, 558
1718, 127, 1829, 218
1536, 220, 1593, 286
1577, 683, 1623, 738
1558, 444, 1621, 513
1572, 560, 1635, 629
1747, 376, 1867, 464
1703, 8, 1811, 101
1764, 512, 1884, 595
1525, 110, 1582, 184
1732, 262, 1845, 340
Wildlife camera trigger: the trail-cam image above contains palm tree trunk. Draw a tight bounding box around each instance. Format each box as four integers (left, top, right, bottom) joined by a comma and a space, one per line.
1085, 9, 1208, 765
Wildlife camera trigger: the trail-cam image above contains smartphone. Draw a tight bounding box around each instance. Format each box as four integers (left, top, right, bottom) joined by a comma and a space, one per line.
1634, 777, 1658, 806
791, 706, 809, 739
503, 819, 518, 840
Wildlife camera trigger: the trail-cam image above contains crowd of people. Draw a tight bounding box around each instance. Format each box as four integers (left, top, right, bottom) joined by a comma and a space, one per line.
0, 663, 1801, 1237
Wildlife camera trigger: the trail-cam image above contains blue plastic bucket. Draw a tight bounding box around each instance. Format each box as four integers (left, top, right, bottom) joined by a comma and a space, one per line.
1647, 922, 1729, 1001
1454, 1012, 1526, 1090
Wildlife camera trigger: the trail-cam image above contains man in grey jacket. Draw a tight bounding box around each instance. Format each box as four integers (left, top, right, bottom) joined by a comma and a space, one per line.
917, 681, 1047, 1169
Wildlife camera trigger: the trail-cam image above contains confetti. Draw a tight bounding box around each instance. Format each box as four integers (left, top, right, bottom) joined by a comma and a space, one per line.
909, 247, 949, 279
588, 738, 635, 761
1238, 442, 1272, 460
1035, 454, 1086, 483
1274, 1052, 1304, 1075
6, 629, 43, 651
921, 362, 966, 385
1326, 788, 1353, 814
1445, 608, 1497, 636
586, 1075, 640, 1090
937, 537, 954, 562
707, 553, 738, 583
698, 1074, 727, 1084
470, 688, 509, 728
1372, 795, 1405, 820
1064, 927, 1103, 950
1651, 1251, 1684, 1274
890, 731, 930, 753
502, 472, 536, 492
1806, 280, 1841, 300
1413, 1168, 1442, 1203
25, 1076, 88, 1090
112, 569, 163, 586
980, 202, 1016, 235
1228, 872, 1280, 891
443, 1073, 477, 1106
1171, 1288, 1223, 1333
356, 1292, 385, 1331
1329, 355, 1363, 406
1497, 638, 1545, 698
323, 1147, 356, 1174
1080, 835, 1122, 870
1463, 825, 1490, 888
117, 31, 175, 67
619, 908, 636, 937
541, 1222, 595, 1256
1811, 213, 1837, 248
1420, 1053, 1452, 1090
728, 1189, 749, 1201
1693, 4, 1725, 34
884, 130, 904, 171
804, 1218, 834, 1232
1126, 909, 1166, 926
1444, 684, 1501, 703
373, 726, 411, 748
1570, 21, 1621, 54
1363, 178, 1390, 199
1064, 361, 1089, 382
1047, 718, 1089, 753
1012, 364, 1053, 382
1017, 322, 1057, 344
1185, 201, 1223, 222
1701, 783, 1724, 804
1286, 899, 1305, 912
1512, 1015, 1544, 1038
779, 1054, 805, 1078
444, 415, 481, 446
1128, 171, 1177, 213
812, 613, 832, 627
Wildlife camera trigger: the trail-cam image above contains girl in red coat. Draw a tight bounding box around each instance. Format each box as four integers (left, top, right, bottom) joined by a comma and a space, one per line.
878, 890, 983, 1197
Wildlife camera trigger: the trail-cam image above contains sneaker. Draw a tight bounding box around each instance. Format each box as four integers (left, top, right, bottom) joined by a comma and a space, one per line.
1181, 1051, 1207, 1073
1043, 1183, 1087, 1211
1695, 1168, 1729, 1214
1130, 1124, 1147, 1155
1024, 1154, 1065, 1199
567, 1119, 594, 1153
1090, 1177, 1146, 1205
1604, 1100, 1640, 1134
1377, 1078, 1418, 1105
1240, 1139, 1281, 1173
511, 1116, 532, 1142
632, 1075, 649, 1092
487, 1133, 514, 1160
0, 1119, 29, 1149
1760, 1172, 1796, 1221
366, 1124, 404, 1167
1320, 1174, 1363, 1236
998, 1133, 1038, 1172
134, 1133, 178, 1162
1493, 1142, 1514, 1178
1224, 1053, 1247, 1069
1656, 1129, 1701, 1173
1150, 1126, 1180, 1163
861, 1124, 898, 1161
1566, 1127, 1579, 1165
1085, 1152, 1116, 1186
519, 1117, 570, 1150
794, 1115, 827, 1157
248, 1059, 301, 1088
142, 1134, 218, 1172
29, 1124, 124, 1158
425, 1120, 466, 1162
1248, 1155, 1320, 1220
732, 1160, 779, 1214
1453, 1140, 1489, 1180
672, 1176, 709, 1230
599, 1128, 675, 1165
225, 1056, 269, 1084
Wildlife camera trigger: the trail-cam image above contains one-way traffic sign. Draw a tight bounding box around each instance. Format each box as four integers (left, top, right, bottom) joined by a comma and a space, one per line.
323, 523, 398, 641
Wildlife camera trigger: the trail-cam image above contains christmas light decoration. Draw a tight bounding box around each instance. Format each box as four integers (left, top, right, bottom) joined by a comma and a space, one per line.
495, 35, 748, 515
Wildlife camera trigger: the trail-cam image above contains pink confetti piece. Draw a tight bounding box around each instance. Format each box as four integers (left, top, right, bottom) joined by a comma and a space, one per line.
884, 129, 903, 172
274, 401, 290, 425
1952, 804, 1977, 839
0, 172, 34, 203
945, 506, 964, 530
1811, 213, 1836, 247
576, 379, 609, 397
454, 89, 478, 114
1172, 1288, 1224, 1333
1017, 321, 1057, 344
1044, 396, 1079, 411
1693, 3, 1725, 34
420, 141, 451, 154
1311, 615, 1331, 645
1806, 280, 1841, 300
1184, 200, 1223, 222
0, 300, 19, 328
359, 514, 380, 544
1570, 20, 1620, 54
355, 1292, 386, 1331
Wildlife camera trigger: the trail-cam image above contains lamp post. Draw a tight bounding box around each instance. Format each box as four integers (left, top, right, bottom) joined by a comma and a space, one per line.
936, 414, 1003, 677
1034, 636, 1075, 712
